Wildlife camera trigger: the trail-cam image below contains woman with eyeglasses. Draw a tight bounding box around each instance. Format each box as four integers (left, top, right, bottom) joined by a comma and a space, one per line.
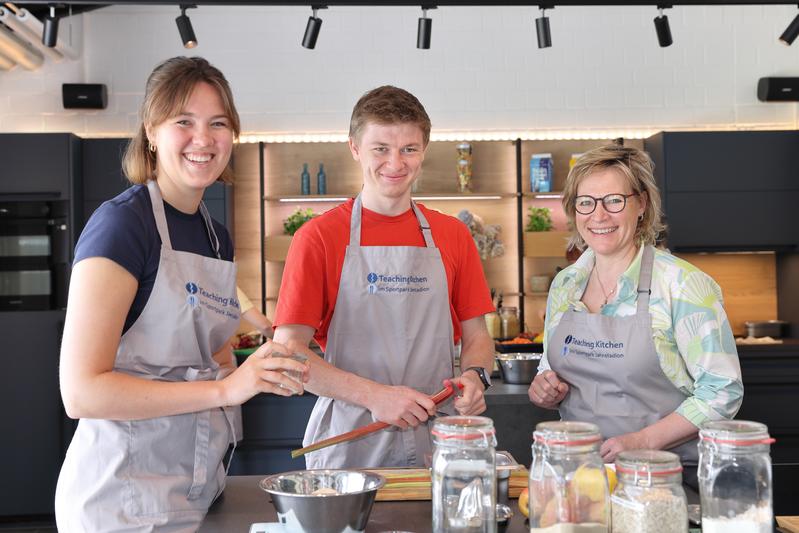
528, 144, 743, 469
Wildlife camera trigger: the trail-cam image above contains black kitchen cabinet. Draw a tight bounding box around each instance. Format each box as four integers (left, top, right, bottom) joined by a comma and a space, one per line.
81, 138, 131, 230
0, 134, 81, 199
228, 392, 317, 475
0, 311, 67, 516
645, 131, 799, 252
80, 137, 234, 233
736, 346, 799, 515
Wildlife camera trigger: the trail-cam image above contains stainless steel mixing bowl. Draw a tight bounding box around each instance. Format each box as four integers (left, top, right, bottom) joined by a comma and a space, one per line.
496, 353, 541, 384
259, 469, 386, 533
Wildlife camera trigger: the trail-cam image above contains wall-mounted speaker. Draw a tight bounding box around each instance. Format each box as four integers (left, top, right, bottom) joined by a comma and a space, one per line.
757, 77, 799, 102
62, 83, 108, 109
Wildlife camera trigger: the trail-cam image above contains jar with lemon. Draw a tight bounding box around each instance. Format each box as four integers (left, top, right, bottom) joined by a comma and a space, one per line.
528, 421, 612, 533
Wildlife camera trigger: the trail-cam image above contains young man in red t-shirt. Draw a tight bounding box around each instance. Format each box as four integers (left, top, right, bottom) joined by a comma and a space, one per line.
273, 86, 495, 469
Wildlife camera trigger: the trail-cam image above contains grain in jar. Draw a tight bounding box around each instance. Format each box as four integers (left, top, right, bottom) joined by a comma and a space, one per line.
611, 450, 687, 533
499, 307, 519, 339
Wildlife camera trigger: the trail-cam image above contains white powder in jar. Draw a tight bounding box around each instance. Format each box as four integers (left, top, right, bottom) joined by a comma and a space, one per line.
701, 504, 772, 533
611, 488, 686, 533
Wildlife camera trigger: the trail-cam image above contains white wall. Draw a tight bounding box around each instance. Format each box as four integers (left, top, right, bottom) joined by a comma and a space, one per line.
0, 4, 798, 136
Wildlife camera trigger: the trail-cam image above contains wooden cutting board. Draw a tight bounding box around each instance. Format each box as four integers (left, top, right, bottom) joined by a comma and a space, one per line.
364, 467, 529, 501
777, 516, 799, 533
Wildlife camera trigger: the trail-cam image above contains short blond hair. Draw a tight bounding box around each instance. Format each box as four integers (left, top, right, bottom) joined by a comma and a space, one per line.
123, 56, 241, 185
562, 144, 666, 250
348, 86, 431, 146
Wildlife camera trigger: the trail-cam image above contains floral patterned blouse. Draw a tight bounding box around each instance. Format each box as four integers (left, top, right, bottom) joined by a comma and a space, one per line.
538, 244, 744, 427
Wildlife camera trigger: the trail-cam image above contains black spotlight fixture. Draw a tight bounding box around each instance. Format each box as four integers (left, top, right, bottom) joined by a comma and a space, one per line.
42, 5, 59, 48
176, 4, 198, 49
417, 5, 435, 50
654, 6, 673, 48
302, 6, 326, 49
779, 10, 799, 46
535, 6, 552, 49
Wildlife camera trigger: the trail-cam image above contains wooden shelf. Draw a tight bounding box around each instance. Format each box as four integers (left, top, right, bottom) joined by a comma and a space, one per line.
233, 139, 643, 333
524, 191, 564, 199
523, 231, 570, 258
264, 235, 292, 262
413, 192, 514, 200
265, 192, 515, 202
265, 194, 350, 202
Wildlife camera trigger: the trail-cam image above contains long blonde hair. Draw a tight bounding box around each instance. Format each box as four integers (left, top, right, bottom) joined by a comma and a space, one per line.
562, 144, 666, 250
123, 56, 241, 185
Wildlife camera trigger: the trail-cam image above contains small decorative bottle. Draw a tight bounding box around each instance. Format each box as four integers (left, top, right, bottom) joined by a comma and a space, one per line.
317, 163, 327, 195
300, 163, 311, 195
456, 142, 472, 193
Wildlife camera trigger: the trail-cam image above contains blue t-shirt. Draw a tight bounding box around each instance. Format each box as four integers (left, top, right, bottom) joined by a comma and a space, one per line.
74, 185, 235, 334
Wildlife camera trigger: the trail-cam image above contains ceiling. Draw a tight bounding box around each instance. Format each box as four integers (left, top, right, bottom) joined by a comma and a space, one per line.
12, 3, 108, 18
10, 0, 799, 21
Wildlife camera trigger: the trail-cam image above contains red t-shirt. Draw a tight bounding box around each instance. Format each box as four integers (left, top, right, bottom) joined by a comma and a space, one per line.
274, 199, 494, 352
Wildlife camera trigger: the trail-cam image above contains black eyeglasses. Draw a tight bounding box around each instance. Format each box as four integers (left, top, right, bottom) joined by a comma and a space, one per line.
574, 193, 638, 215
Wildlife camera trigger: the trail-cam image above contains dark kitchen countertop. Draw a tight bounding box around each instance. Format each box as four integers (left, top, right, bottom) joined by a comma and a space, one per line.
200, 475, 529, 533
736, 338, 799, 356
201, 476, 707, 533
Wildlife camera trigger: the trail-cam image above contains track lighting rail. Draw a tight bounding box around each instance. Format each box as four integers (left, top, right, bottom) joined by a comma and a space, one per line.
12, 1, 799, 6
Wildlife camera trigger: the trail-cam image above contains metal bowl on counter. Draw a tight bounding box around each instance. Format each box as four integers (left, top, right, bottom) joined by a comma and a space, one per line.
745, 320, 788, 338
496, 353, 541, 384
259, 470, 385, 533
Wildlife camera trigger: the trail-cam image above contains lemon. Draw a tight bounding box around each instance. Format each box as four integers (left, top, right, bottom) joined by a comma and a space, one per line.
572, 465, 608, 502
605, 465, 617, 494
518, 488, 530, 518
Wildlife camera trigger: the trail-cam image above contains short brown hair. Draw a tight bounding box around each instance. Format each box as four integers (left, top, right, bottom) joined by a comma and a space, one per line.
348, 86, 431, 146
123, 56, 241, 185
562, 144, 666, 250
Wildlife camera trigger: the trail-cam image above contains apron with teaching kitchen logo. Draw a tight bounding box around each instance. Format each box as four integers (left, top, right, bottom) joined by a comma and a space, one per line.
55, 180, 241, 532
547, 245, 698, 463
303, 193, 457, 469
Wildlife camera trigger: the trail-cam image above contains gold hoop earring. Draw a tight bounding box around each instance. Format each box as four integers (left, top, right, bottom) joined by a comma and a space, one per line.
638, 213, 644, 222
148, 142, 156, 153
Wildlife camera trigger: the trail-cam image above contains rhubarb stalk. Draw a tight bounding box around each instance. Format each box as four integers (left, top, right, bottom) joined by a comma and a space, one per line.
290, 380, 462, 459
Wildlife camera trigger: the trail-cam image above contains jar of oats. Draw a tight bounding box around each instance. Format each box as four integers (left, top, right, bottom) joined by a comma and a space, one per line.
611, 450, 687, 533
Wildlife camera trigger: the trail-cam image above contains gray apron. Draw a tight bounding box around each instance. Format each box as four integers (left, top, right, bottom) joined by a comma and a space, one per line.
304, 194, 457, 469
55, 180, 241, 532
547, 245, 698, 463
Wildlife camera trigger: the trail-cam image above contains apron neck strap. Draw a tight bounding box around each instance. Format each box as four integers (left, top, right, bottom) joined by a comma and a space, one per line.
146, 180, 221, 259
636, 245, 655, 315
410, 201, 435, 248
350, 193, 435, 248
198, 201, 221, 259
147, 180, 173, 251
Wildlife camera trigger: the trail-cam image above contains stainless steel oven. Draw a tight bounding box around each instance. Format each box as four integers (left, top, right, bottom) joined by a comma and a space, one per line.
0, 200, 69, 310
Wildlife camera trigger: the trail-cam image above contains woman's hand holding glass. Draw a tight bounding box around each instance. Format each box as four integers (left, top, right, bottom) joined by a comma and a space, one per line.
221, 340, 309, 404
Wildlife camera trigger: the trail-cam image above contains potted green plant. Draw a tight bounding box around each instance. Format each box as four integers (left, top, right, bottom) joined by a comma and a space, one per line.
524, 206, 569, 258
525, 207, 553, 232
283, 208, 317, 236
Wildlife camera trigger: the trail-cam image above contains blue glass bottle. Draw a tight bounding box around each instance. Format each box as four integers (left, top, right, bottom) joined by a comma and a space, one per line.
317, 163, 327, 195
301, 163, 311, 195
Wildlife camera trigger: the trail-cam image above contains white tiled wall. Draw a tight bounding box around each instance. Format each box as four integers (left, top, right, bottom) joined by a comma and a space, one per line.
0, 4, 797, 135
